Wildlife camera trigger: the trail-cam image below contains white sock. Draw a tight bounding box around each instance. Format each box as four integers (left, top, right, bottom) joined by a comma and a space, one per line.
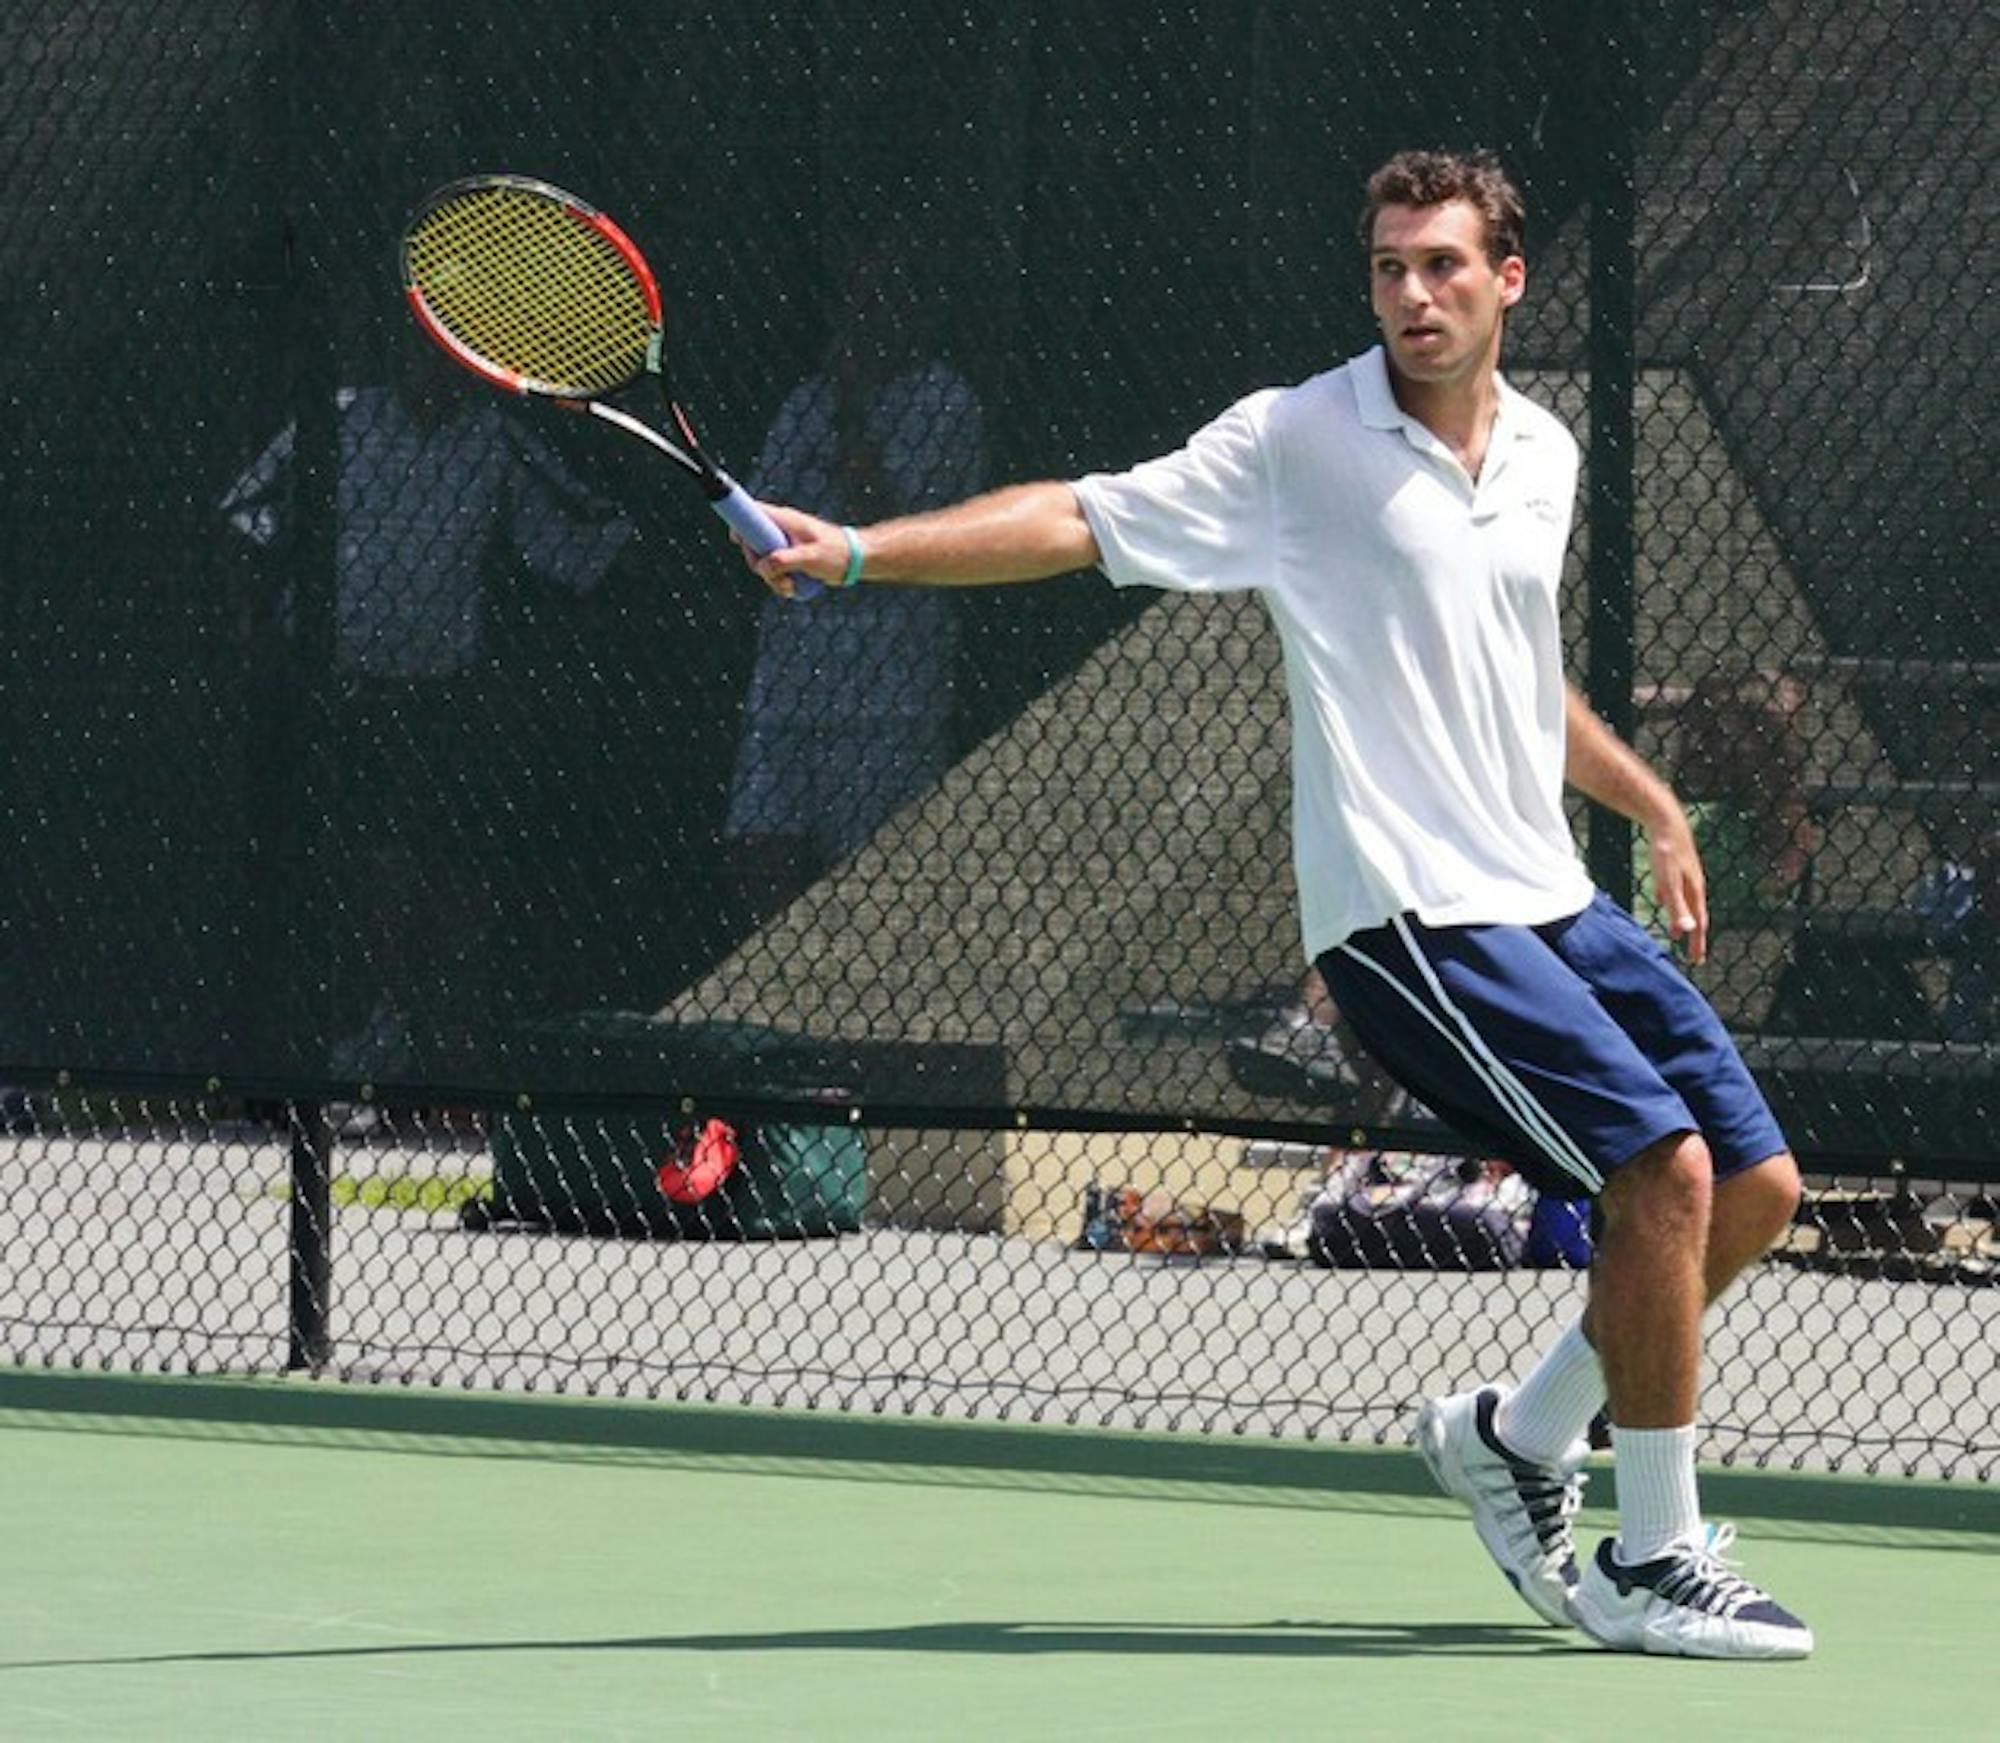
1611, 1424, 1703, 1563
1493, 1320, 1604, 1466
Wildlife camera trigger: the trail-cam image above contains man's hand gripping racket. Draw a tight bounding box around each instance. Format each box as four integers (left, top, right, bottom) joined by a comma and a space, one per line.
400, 174, 819, 599
730, 503, 864, 597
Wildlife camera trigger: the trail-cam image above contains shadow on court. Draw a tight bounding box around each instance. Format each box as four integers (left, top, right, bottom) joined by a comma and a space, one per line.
0, 1616, 1573, 1673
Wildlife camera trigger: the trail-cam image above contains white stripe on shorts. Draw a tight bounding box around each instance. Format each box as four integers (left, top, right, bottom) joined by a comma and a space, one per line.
1332, 918, 1605, 1195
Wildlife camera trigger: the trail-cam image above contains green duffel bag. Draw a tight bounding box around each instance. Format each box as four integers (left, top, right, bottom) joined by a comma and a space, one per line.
481, 1111, 864, 1240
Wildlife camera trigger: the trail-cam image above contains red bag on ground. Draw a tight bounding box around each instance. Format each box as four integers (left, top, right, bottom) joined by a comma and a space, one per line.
656, 1118, 742, 1204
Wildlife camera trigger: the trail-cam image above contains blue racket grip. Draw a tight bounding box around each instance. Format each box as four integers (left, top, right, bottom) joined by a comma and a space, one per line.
710, 479, 823, 602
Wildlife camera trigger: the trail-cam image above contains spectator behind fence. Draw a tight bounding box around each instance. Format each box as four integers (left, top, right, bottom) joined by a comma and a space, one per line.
1637, 669, 1819, 931
723, 248, 986, 915
1229, 963, 1412, 1120
1913, 825, 1998, 1043
221, 339, 632, 1074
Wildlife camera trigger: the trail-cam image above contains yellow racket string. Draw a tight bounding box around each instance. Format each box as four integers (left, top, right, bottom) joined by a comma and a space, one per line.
407, 186, 655, 394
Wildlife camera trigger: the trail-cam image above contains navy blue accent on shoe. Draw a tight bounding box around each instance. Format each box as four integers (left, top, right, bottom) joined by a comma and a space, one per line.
1475, 1390, 1580, 1580
1593, 1539, 1805, 1627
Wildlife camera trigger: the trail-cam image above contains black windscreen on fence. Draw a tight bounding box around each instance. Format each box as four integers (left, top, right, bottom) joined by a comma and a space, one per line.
0, 0, 1992, 1170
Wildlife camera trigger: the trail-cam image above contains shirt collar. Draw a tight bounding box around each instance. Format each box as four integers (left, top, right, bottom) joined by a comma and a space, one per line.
1351, 344, 1536, 451
1352, 345, 1407, 430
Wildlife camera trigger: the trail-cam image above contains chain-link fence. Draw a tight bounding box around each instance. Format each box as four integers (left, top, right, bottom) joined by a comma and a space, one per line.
1, 1, 1993, 1478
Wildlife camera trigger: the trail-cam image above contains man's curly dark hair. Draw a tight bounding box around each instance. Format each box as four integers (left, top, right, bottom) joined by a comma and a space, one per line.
1359, 148, 1526, 265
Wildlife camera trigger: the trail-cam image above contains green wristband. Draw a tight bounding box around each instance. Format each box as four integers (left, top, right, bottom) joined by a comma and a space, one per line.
838, 525, 866, 588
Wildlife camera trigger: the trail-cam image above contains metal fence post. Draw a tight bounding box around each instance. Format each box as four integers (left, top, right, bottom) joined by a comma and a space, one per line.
287, 1100, 334, 1370
1585, 5, 1640, 904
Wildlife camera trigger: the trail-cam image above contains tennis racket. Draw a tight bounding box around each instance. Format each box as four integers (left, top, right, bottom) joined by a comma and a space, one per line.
399, 173, 819, 599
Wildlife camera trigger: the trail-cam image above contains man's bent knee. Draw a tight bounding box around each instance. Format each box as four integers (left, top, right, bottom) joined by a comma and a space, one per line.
1600, 1130, 1712, 1233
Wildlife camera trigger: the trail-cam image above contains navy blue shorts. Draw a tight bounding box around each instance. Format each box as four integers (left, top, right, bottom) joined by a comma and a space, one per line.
1315, 891, 1788, 1199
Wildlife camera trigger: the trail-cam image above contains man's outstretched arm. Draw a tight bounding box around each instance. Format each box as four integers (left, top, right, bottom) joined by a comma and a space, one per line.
743, 481, 1099, 594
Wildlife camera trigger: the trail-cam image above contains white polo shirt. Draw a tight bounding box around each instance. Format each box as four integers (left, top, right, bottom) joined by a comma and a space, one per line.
1070, 345, 1593, 961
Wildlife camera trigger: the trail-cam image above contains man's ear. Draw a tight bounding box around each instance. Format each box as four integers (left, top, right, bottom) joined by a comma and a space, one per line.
1499, 254, 1526, 308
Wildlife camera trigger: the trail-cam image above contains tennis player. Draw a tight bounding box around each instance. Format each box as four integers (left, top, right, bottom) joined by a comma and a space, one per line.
742, 148, 1811, 1660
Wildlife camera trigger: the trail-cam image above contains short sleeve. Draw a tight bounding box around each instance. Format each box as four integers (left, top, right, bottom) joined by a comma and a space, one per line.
1070, 391, 1278, 594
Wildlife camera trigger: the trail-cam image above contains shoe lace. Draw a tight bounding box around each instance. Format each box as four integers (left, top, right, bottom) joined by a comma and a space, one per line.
1654, 1522, 1765, 1616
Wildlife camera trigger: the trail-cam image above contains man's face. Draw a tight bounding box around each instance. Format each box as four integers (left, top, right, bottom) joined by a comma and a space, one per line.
1368, 199, 1523, 386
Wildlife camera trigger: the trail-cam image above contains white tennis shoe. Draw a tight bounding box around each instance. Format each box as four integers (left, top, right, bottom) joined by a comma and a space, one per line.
1566, 1525, 1814, 1659
1415, 1387, 1587, 1626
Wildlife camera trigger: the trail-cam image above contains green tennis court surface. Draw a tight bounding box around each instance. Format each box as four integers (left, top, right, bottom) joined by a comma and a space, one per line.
2, 1373, 1993, 1740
